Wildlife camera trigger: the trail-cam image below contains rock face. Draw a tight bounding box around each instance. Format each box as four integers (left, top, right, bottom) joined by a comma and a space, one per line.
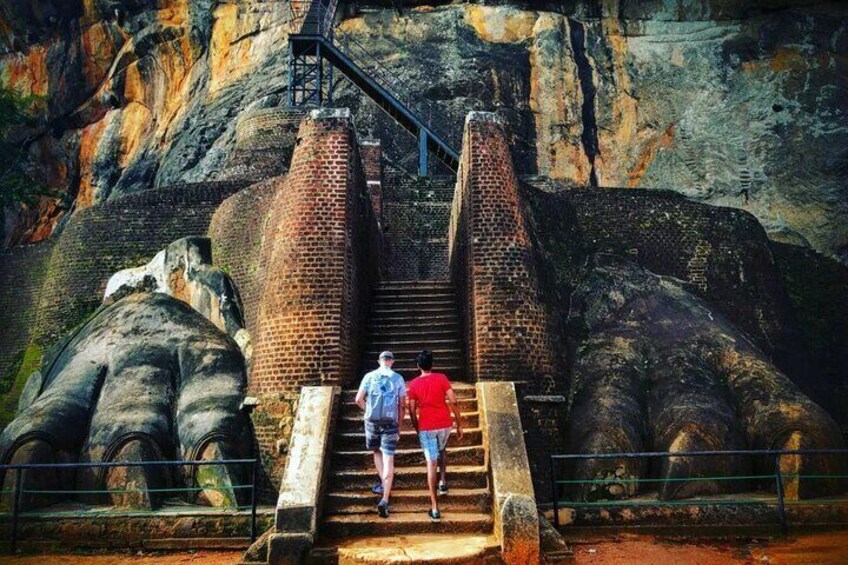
0, 292, 253, 510
1, 1, 845, 263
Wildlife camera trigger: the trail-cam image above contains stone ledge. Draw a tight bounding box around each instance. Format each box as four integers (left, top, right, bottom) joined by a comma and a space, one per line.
478, 381, 540, 563
275, 386, 338, 534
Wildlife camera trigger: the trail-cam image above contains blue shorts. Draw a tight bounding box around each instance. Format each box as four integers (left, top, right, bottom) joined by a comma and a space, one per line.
365, 420, 400, 456
418, 427, 451, 462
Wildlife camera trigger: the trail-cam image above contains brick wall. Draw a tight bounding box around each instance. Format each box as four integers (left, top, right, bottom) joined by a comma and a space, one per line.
216, 108, 306, 183
448, 112, 557, 391
249, 108, 380, 396
382, 164, 454, 281
524, 187, 800, 371
31, 181, 248, 347
244, 109, 380, 498
0, 241, 55, 387
359, 138, 383, 223
207, 178, 279, 336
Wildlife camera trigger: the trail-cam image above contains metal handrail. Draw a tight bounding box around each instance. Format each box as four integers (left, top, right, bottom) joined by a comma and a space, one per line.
2, 458, 261, 553
292, 0, 463, 153
549, 448, 848, 536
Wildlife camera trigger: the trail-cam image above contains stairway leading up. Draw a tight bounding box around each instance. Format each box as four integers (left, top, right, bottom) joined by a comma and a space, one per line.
312, 383, 492, 559
307, 280, 492, 560
359, 281, 464, 381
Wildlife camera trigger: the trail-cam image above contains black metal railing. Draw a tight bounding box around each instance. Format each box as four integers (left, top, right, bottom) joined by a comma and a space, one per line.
550, 449, 848, 535
289, 0, 462, 152
1, 458, 260, 553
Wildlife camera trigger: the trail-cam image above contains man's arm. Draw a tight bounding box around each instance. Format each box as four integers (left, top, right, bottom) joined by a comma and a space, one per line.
355, 376, 368, 411
408, 398, 420, 433
446, 387, 464, 439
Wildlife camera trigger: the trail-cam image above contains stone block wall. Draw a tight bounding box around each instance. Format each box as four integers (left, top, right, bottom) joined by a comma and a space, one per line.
383, 164, 454, 281
448, 112, 557, 392
249, 108, 380, 396
31, 181, 248, 347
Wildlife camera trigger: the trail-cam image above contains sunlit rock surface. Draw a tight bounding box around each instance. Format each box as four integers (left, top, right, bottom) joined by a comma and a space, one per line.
0, 1, 845, 263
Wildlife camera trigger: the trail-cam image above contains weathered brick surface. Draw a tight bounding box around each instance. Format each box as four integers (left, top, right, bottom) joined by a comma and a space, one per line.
359, 138, 383, 222
208, 178, 279, 336
448, 113, 556, 391
216, 109, 306, 183
524, 187, 800, 369
250, 110, 380, 396
243, 111, 380, 498
382, 164, 454, 281
31, 181, 248, 347
0, 241, 55, 384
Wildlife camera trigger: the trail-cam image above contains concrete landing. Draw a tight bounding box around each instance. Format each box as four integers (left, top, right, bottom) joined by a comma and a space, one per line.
333, 534, 501, 564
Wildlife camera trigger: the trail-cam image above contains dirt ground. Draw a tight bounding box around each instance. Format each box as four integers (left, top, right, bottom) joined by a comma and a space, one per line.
6, 531, 848, 564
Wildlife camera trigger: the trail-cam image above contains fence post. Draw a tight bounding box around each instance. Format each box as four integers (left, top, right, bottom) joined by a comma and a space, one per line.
549, 456, 559, 529
11, 468, 24, 554
773, 454, 788, 537
250, 459, 258, 543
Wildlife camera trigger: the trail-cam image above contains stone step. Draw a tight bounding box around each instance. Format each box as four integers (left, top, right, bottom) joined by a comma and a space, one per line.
371, 298, 456, 309
340, 397, 478, 412
391, 366, 465, 379
335, 412, 480, 432
364, 333, 462, 346
374, 288, 455, 297
371, 307, 459, 318
360, 358, 463, 372
331, 445, 485, 468
363, 347, 461, 358
376, 280, 453, 289
334, 428, 483, 452
329, 466, 488, 492
366, 319, 460, 331
319, 512, 493, 539
309, 533, 498, 565
341, 386, 476, 402
324, 488, 492, 515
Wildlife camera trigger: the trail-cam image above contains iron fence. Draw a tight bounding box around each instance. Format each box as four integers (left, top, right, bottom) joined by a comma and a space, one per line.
550, 448, 848, 535
1, 458, 260, 553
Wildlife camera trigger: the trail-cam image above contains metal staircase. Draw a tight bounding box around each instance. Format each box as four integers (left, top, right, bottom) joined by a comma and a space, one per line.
286, 0, 461, 175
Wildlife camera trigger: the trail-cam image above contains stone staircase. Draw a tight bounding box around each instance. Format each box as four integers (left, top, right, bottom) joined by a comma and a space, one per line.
358, 280, 465, 381
311, 383, 493, 558
309, 280, 493, 560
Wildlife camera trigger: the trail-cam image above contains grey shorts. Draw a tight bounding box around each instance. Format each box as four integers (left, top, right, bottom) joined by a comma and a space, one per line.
418, 427, 451, 462
365, 420, 400, 456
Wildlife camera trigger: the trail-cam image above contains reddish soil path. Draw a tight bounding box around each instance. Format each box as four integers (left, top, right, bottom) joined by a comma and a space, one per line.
6, 531, 848, 564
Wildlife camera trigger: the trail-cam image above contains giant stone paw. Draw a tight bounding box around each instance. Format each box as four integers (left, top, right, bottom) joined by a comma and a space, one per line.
566, 255, 846, 501
0, 292, 253, 510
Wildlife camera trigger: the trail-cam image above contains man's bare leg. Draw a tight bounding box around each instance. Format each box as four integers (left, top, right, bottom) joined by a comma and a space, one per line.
381, 454, 395, 503
373, 450, 384, 491
438, 449, 448, 486
426, 460, 439, 512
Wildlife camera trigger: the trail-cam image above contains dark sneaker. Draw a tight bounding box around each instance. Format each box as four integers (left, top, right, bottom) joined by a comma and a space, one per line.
377, 499, 389, 518
428, 509, 441, 522
371, 482, 384, 495
438, 482, 448, 496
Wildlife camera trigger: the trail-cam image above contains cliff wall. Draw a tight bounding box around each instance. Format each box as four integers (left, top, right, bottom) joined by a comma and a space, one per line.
1, 1, 845, 265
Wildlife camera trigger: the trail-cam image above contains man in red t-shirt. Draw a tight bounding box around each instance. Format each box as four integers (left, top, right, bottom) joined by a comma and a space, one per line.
407, 350, 463, 522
